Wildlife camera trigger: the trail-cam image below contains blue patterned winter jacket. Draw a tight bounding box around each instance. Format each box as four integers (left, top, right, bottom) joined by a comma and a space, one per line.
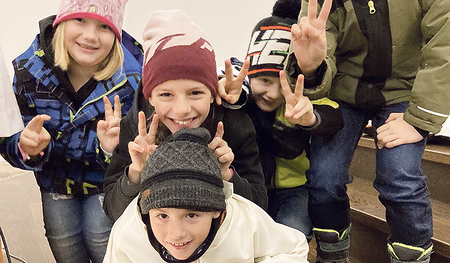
1, 16, 143, 195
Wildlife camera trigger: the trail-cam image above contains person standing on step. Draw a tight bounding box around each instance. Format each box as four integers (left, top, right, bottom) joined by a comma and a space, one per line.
285, 0, 450, 262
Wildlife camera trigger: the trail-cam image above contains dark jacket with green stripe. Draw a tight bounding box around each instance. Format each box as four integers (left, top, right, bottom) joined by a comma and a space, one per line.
286, 0, 450, 134
1, 16, 143, 195
219, 58, 343, 189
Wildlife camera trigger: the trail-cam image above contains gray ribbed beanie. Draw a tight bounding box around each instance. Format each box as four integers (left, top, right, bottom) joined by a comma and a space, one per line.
139, 127, 226, 214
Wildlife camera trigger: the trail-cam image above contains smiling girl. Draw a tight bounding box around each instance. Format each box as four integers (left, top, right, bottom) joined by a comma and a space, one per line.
103, 10, 267, 222
2, 0, 142, 262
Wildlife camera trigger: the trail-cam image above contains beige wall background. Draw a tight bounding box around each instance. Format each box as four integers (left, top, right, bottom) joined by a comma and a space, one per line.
0, 0, 275, 79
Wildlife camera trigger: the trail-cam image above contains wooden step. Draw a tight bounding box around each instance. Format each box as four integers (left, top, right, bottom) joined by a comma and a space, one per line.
346, 137, 450, 262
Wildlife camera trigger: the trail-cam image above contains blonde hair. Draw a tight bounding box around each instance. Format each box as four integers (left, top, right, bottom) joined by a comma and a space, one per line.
52, 21, 124, 81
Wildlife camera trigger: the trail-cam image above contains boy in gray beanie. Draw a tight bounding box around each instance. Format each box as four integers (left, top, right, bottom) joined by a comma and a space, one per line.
104, 127, 309, 263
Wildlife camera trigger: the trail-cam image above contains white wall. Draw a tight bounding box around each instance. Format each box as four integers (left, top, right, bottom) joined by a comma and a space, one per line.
0, 0, 275, 79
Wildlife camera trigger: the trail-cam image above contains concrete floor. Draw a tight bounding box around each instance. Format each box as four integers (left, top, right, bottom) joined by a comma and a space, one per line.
0, 157, 55, 263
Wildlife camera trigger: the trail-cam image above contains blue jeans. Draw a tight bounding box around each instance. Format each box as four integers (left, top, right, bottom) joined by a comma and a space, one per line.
41, 192, 112, 263
267, 186, 313, 239
308, 101, 433, 248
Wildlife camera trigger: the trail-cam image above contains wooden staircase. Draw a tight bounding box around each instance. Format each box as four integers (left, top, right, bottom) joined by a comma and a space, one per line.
344, 136, 450, 263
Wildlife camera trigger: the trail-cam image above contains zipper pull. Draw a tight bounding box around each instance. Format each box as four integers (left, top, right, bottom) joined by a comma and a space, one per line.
368, 0, 376, 14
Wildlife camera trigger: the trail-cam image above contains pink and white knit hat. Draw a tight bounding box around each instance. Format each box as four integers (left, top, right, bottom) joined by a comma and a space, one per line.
53, 0, 127, 42
141, 10, 218, 99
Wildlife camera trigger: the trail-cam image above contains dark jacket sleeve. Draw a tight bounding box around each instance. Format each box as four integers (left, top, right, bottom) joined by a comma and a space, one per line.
103, 112, 139, 222
223, 108, 268, 210
298, 98, 343, 136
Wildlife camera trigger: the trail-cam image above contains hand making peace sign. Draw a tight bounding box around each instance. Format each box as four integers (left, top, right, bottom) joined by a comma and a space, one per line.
216, 59, 250, 105
280, 70, 316, 127
291, 0, 332, 76
127, 111, 159, 184
97, 95, 122, 154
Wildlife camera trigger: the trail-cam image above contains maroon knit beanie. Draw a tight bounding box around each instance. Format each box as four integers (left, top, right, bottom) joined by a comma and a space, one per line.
141, 10, 218, 100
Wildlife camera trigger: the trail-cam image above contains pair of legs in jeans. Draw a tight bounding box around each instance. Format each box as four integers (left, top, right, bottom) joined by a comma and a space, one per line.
268, 185, 313, 240
41, 192, 112, 263
308, 101, 433, 262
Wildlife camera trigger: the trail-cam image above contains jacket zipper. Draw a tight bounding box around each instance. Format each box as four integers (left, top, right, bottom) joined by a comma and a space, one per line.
70, 78, 128, 122
368, 0, 376, 14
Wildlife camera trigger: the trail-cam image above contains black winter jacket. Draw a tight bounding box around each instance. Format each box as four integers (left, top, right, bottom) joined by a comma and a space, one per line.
103, 83, 268, 221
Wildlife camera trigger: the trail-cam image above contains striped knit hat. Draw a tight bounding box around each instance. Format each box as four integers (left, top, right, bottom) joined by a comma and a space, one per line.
53, 0, 127, 42
246, 0, 301, 78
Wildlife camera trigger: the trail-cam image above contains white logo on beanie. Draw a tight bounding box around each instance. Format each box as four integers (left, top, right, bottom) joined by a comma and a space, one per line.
200, 42, 213, 52
141, 10, 219, 99
145, 34, 212, 66
247, 29, 291, 66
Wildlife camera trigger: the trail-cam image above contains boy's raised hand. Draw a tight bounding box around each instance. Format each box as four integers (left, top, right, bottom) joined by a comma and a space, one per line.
127, 111, 158, 184
97, 95, 122, 154
216, 59, 249, 105
291, 0, 332, 76
208, 121, 234, 181
280, 70, 316, 127
19, 114, 51, 157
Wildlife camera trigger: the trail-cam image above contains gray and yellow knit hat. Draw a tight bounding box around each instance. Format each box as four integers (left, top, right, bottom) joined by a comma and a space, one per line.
139, 127, 226, 214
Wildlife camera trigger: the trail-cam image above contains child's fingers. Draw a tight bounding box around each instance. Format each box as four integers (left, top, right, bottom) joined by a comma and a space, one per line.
113, 95, 122, 118
19, 135, 39, 148
215, 92, 223, 106
217, 151, 233, 164
39, 128, 51, 143
147, 114, 159, 144
27, 115, 51, 134
128, 141, 145, 155
208, 136, 222, 152
97, 120, 107, 132
291, 23, 302, 40
294, 74, 305, 99
384, 113, 403, 123
138, 111, 147, 136
217, 78, 227, 104
214, 121, 224, 139
280, 71, 296, 105
308, 0, 318, 21
103, 96, 113, 120
224, 59, 233, 81
292, 101, 312, 119
146, 144, 158, 155
236, 59, 250, 82
106, 126, 120, 136
317, 0, 333, 27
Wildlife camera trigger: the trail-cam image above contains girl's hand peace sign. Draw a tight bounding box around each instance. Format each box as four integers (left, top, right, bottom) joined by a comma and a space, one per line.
127, 111, 159, 184
280, 70, 316, 127
97, 95, 122, 154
